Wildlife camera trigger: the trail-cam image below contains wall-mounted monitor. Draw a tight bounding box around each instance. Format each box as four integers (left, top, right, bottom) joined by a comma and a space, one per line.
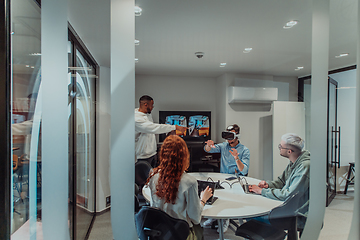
159, 111, 211, 142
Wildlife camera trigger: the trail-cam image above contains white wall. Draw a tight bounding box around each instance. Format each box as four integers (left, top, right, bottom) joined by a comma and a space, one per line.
96, 66, 111, 211
215, 74, 228, 143
135, 74, 218, 140
272, 101, 305, 179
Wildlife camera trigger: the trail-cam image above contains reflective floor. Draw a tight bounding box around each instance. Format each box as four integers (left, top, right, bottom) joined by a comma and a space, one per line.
88, 191, 354, 240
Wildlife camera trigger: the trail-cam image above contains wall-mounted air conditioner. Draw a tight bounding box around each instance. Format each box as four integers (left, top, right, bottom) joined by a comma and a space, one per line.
228, 86, 278, 103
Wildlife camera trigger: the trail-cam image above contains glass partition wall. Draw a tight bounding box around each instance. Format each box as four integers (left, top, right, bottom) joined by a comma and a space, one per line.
7, 0, 97, 239
10, 0, 41, 237
68, 30, 97, 240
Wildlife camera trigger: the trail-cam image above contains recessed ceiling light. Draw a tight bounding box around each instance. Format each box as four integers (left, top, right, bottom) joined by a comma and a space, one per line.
295, 66, 304, 71
135, 58, 139, 63
11, 31, 15, 35
220, 63, 226, 67
135, 6, 142, 16
335, 53, 349, 58
25, 65, 29, 68
29, 53, 41, 56
135, 39, 140, 45
243, 48, 253, 53
31, 66, 35, 68
283, 20, 298, 29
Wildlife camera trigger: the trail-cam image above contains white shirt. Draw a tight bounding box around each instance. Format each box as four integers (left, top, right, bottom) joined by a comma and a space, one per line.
149, 172, 204, 227
135, 108, 175, 159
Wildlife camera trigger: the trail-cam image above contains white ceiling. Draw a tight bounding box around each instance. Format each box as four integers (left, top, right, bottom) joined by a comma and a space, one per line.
68, 0, 358, 79
133, 0, 358, 78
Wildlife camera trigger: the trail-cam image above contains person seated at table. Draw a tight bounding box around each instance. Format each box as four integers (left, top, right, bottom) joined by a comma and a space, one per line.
203, 124, 250, 232
248, 133, 310, 230
146, 135, 213, 240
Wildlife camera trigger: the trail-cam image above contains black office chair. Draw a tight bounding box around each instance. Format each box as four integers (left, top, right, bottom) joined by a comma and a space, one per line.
135, 161, 153, 189
235, 191, 302, 240
135, 206, 189, 240
135, 161, 153, 208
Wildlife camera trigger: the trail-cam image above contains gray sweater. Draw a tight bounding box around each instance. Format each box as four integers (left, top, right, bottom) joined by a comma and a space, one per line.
149, 172, 204, 227
262, 150, 310, 228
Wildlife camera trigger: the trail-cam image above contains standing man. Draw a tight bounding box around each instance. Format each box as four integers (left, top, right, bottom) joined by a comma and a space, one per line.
203, 124, 250, 232
135, 95, 187, 167
249, 133, 310, 229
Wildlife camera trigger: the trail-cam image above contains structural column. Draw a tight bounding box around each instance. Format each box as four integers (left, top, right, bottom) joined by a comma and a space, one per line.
348, 0, 360, 239
301, 0, 329, 239
110, 0, 137, 239
42, 0, 69, 239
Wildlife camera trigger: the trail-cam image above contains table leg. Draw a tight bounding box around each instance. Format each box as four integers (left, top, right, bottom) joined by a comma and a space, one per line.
217, 219, 224, 240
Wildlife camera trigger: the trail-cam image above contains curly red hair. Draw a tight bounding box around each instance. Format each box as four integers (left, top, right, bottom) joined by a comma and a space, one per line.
146, 135, 190, 204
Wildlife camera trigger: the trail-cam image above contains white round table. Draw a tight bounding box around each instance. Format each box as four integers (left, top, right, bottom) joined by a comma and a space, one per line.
142, 172, 283, 240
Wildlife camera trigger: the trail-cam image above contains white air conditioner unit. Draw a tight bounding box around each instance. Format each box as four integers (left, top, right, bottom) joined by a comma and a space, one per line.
228, 86, 278, 103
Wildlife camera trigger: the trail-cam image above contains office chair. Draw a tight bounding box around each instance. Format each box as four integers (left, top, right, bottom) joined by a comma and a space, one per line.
135, 161, 153, 208
13, 155, 22, 215
135, 183, 141, 213
235, 191, 302, 240
135, 206, 189, 240
135, 161, 152, 189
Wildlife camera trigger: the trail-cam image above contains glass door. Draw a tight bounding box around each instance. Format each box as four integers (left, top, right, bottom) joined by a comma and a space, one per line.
302, 76, 340, 206
68, 31, 97, 240
326, 77, 339, 206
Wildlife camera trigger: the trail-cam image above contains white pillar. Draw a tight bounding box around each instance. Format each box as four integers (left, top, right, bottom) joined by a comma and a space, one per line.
110, 0, 137, 239
348, 0, 360, 238
301, 0, 329, 239
41, 0, 69, 239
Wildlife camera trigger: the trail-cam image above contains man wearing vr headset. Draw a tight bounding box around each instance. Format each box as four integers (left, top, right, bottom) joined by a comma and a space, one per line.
202, 124, 250, 232
204, 124, 250, 176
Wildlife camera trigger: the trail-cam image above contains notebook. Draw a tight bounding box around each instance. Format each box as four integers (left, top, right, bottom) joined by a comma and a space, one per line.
197, 180, 218, 205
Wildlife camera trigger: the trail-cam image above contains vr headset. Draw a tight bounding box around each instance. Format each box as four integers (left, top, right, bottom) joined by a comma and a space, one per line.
222, 125, 240, 140
222, 131, 240, 140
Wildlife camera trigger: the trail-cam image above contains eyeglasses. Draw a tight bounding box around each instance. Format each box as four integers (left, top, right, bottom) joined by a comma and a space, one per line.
278, 144, 293, 152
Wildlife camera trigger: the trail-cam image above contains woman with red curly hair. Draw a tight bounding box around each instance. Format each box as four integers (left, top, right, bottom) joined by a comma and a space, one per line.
147, 135, 213, 240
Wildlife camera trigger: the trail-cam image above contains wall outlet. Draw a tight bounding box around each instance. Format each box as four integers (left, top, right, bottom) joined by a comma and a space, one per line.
106, 196, 111, 207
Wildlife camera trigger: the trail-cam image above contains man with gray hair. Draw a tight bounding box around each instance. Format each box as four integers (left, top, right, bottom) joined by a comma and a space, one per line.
249, 133, 310, 229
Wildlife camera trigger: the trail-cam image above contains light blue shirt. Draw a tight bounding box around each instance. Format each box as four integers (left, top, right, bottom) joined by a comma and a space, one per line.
204, 141, 250, 176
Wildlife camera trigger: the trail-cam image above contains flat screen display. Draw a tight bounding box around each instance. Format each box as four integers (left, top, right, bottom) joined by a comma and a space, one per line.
159, 111, 211, 142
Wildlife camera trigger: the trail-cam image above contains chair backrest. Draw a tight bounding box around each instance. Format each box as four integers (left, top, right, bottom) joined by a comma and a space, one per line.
13, 155, 19, 171
269, 191, 301, 230
135, 206, 189, 240
135, 161, 152, 189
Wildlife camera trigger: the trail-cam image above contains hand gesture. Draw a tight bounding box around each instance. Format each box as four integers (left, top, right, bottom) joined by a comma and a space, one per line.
258, 181, 269, 188
200, 186, 213, 202
229, 148, 239, 160
205, 140, 215, 148
175, 125, 188, 134
248, 184, 262, 195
